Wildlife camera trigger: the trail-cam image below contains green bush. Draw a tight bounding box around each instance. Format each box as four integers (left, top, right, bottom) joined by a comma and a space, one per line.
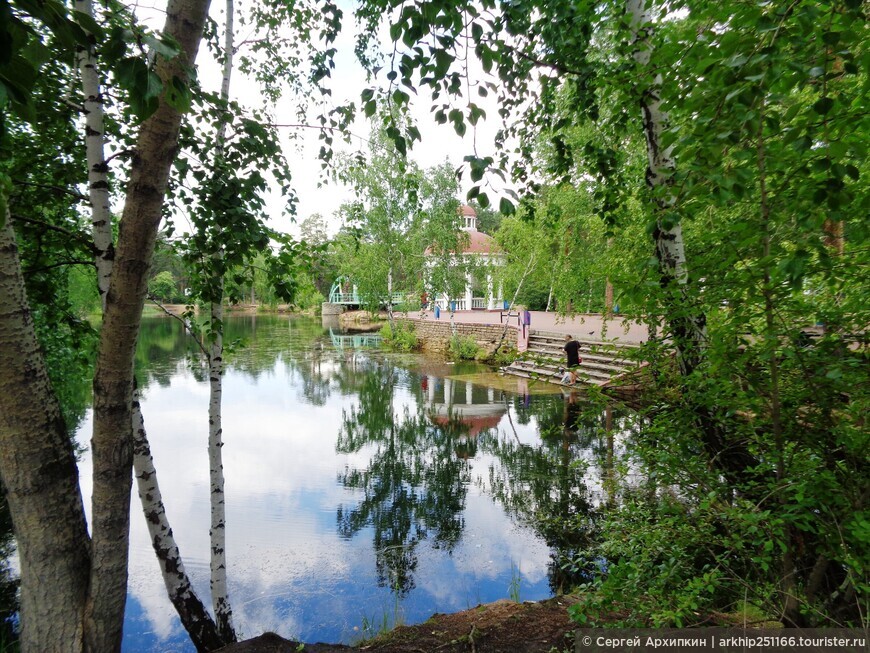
147, 270, 181, 303
380, 322, 418, 351
448, 334, 482, 360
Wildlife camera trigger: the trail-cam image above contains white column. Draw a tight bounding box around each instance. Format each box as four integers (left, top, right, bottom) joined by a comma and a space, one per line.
444, 378, 453, 406
465, 381, 473, 405
428, 377, 435, 404
465, 267, 473, 310
486, 271, 494, 310
487, 387, 494, 403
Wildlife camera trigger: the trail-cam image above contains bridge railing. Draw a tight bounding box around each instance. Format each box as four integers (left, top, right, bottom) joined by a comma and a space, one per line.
328, 291, 412, 306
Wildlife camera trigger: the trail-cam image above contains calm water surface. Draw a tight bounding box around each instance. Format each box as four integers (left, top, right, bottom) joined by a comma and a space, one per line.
72, 314, 634, 651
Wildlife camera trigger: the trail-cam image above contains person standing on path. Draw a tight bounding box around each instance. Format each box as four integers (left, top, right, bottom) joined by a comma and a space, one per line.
564, 335, 581, 368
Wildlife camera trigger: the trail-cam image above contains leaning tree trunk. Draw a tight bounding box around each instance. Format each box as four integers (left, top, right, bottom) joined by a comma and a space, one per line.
0, 214, 92, 652
132, 394, 226, 651
85, 0, 213, 648
495, 251, 537, 352
74, 0, 226, 642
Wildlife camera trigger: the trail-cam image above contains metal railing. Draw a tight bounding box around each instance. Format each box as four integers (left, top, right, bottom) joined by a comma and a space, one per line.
328, 291, 408, 305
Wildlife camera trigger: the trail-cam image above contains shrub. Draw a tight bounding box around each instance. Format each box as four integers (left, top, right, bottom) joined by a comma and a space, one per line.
448, 334, 482, 360
380, 322, 418, 351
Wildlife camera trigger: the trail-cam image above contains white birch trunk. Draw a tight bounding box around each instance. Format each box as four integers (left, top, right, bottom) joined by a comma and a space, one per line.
207, 0, 236, 638
387, 266, 394, 324
495, 251, 536, 351
207, 297, 234, 640
626, 0, 706, 374
132, 396, 226, 652
75, 0, 113, 309
73, 4, 223, 644
86, 0, 213, 645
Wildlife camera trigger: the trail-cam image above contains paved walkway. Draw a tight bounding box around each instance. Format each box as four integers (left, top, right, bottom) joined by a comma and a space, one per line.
412, 310, 649, 344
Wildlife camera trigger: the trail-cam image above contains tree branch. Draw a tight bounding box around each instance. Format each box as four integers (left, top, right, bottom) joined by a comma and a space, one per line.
12, 181, 89, 202
146, 297, 209, 357
11, 215, 95, 249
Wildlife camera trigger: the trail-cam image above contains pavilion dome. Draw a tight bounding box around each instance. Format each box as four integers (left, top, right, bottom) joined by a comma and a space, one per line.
424, 203, 500, 256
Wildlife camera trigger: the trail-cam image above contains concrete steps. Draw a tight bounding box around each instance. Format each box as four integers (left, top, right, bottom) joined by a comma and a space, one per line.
502, 329, 642, 388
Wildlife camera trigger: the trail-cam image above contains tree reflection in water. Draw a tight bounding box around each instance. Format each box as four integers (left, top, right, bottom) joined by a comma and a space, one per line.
477, 393, 635, 594
131, 315, 638, 611
336, 361, 471, 597
335, 355, 638, 599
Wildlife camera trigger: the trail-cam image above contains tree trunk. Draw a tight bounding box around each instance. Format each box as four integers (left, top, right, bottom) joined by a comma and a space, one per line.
132, 395, 226, 652
85, 0, 213, 648
208, 297, 235, 640
626, 0, 706, 376
626, 0, 759, 488
495, 251, 536, 352
205, 0, 238, 637
76, 0, 223, 643
604, 278, 613, 317
387, 266, 395, 325
75, 0, 114, 309
0, 215, 92, 652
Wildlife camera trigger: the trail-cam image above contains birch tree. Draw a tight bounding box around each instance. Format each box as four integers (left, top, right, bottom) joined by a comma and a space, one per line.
0, 0, 212, 648
207, 0, 237, 637
70, 0, 227, 646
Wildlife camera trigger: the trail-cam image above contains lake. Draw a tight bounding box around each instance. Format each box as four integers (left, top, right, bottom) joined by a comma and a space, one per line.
71, 314, 634, 651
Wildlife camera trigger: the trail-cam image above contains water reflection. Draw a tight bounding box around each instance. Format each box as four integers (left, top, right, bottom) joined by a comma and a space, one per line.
65, 315, 641, 650
477, 396, 634, 593
336, 360, 470, 596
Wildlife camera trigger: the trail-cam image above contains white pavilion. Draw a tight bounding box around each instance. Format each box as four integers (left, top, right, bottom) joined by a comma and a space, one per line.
423, 205, 505, 311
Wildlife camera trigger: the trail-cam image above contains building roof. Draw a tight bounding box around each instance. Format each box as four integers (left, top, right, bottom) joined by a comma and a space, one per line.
424, 204, 500, 256
463, 230, 498, 254
430, 414, 503, 438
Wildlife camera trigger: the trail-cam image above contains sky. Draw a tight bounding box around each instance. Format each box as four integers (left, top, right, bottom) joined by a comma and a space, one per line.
130, 0, 511, 238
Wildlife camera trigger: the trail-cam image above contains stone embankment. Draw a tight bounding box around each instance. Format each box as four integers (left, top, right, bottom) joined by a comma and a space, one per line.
395, 317, 517, 355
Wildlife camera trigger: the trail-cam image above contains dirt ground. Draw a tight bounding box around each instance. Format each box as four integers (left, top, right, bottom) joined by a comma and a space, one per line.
218, 596, 580, 653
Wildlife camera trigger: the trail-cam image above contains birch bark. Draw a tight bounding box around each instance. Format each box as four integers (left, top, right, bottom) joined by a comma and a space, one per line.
0, 215, 91, 652
132, 395, 226, 651
626, 0, 706, 376
86, 0, 213, 648
207, 0, 237, 638
75, 0, 113, 307
73, 1, 225, 642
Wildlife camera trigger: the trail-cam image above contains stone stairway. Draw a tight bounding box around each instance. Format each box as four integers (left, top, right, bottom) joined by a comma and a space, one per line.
502, 330, 641, 387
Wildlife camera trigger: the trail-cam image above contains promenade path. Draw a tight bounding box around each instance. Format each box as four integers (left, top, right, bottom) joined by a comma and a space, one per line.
413, 310, 649, 344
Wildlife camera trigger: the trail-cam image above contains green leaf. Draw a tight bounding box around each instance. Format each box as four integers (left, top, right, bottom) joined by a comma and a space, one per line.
72, 9, 103, 37
499, 197, 515, 215
812, 97, 834, 115
165, 75, 191, 113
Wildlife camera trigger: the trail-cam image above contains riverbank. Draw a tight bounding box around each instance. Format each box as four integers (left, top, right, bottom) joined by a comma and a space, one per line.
219, 595, 581, 652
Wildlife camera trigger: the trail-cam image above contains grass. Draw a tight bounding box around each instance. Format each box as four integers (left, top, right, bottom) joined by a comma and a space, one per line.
353, 589, 405, 644
509, 561, 522, 603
